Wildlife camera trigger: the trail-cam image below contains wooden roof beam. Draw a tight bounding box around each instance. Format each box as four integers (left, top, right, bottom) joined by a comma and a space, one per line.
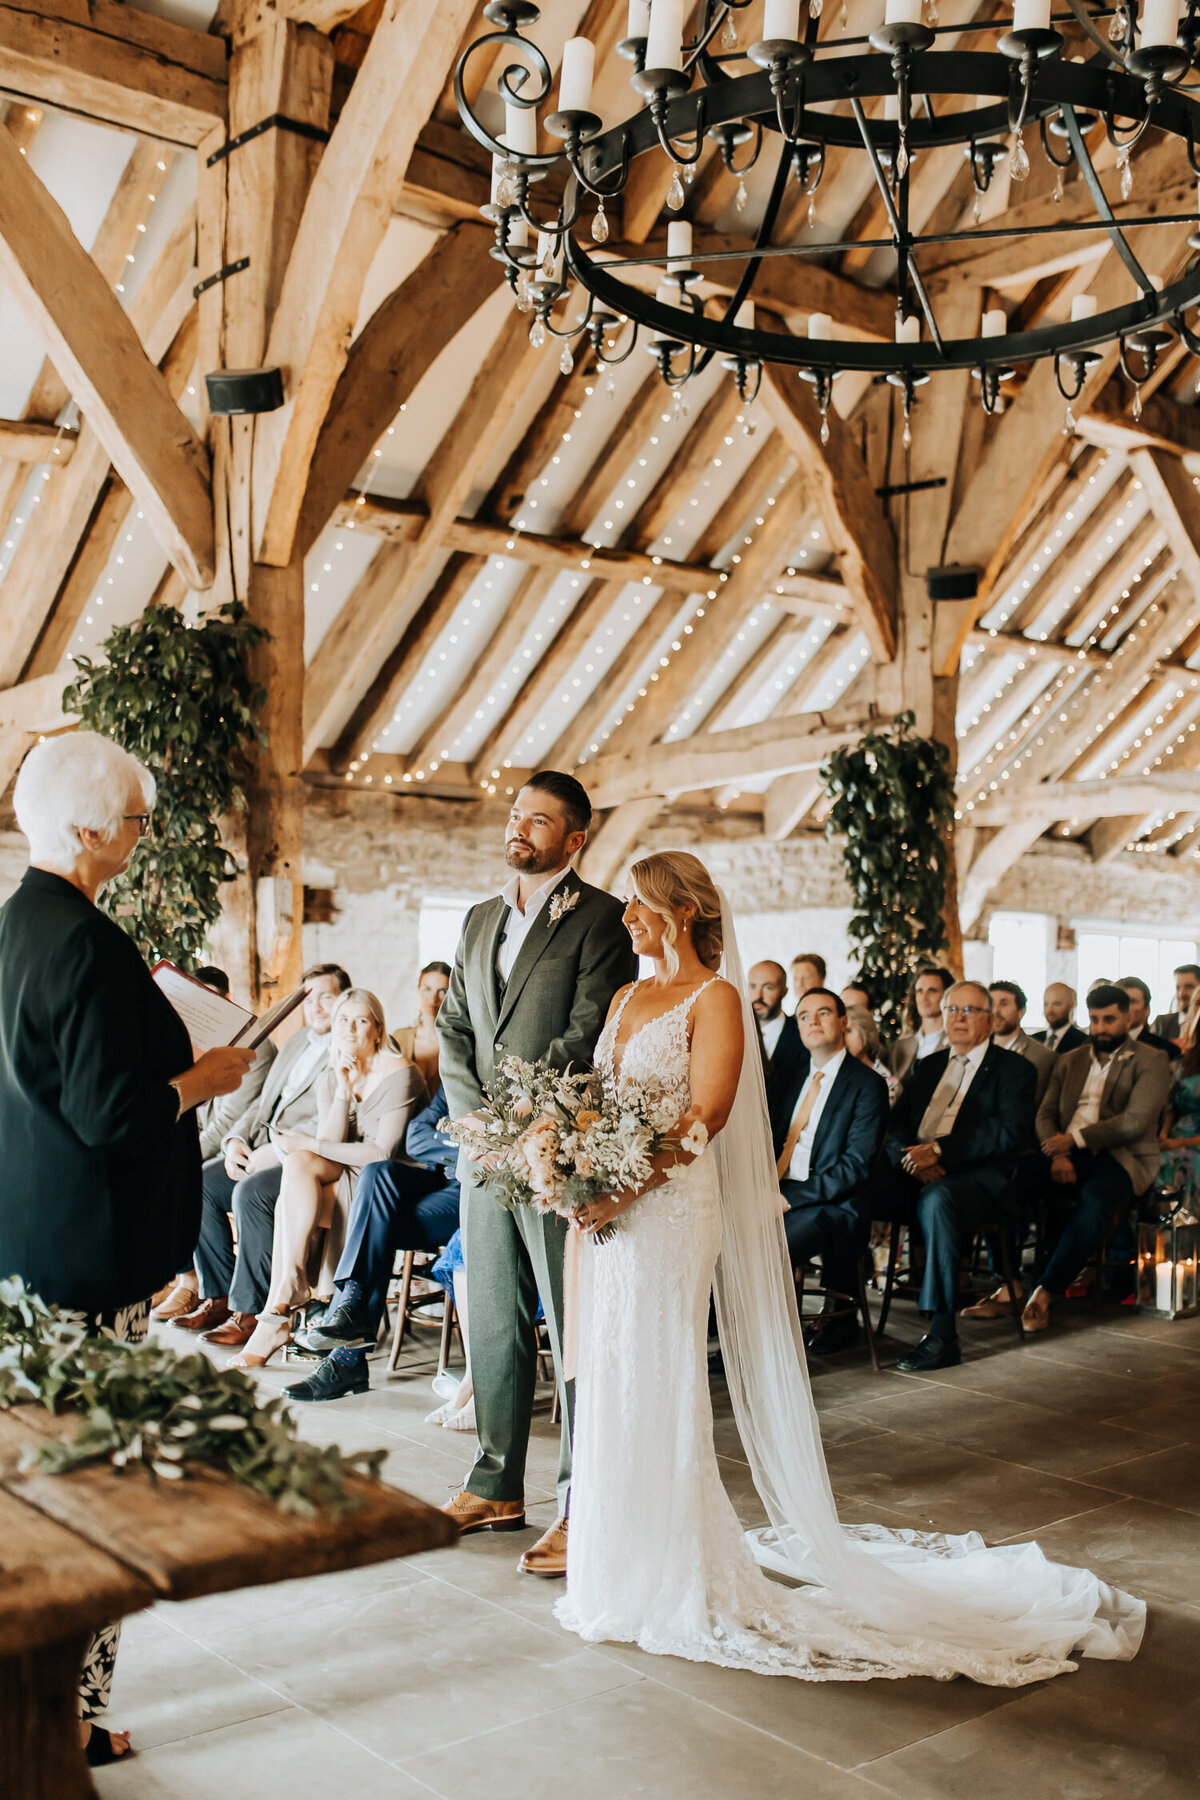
0, 0, 226, 145
969, 768, 1200, 825
0, 419, 75, 462
1077, 387, 1200, 464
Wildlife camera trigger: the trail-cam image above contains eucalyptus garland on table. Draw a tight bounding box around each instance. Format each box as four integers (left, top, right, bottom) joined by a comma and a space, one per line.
62, 600, 268, 969
821, 712, 958, 1037
0, 1281, 384, 1520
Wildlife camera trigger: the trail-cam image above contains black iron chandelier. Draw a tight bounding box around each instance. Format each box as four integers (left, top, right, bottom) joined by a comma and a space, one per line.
455, 0, 1200, 442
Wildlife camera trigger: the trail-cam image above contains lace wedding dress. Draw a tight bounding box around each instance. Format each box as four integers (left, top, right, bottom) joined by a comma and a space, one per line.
556, 942, 1146, 1686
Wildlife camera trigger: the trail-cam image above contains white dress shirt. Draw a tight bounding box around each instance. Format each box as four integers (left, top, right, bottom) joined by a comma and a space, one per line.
916, 1027, 946, 1060
1067, 1052, 1111, 1146
759, 1012, 786, 1060
497, 868, 569, 982
786, 1048, 845, 1182
917, 1040, 988, 1143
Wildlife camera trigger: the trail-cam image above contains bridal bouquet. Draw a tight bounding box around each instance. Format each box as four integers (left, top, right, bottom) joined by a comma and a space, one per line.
438, 1054, 707, 1240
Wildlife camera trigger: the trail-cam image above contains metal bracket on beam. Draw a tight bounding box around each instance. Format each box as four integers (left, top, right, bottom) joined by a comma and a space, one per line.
206, 115, 331, 167
193, 258, 250, 300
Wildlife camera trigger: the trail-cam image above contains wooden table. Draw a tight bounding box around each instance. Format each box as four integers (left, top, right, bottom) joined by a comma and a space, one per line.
0, 1405, 457, 1799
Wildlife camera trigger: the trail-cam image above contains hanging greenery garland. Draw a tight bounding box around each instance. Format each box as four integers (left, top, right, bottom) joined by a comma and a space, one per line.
822, 711, 958, 1035
63, 601, 267, 968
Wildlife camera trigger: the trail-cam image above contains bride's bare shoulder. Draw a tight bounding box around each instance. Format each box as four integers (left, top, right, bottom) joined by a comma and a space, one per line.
694, 977, 742, 1020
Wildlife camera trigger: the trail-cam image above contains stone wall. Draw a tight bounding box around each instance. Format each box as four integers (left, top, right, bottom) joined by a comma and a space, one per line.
1, 789, 1196, 1026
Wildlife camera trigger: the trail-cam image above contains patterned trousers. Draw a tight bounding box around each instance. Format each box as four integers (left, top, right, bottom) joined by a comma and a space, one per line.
57, 1299, 150, 1721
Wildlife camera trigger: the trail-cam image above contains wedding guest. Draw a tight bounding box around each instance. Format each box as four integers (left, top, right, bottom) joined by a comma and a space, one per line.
842, 980, 873, 1014
1150, 963, 1200, 1041
791, 951, 826, 999
394, 961, 451, 1092
153, 967, 278, 1320
770, 988, 888, 1354
1157, 1029, 1200, 1212
878, 981, 1035, 1372
0, 731, 253, 1765
1032, 983, 1087, 1054
988, 981, 1057, 1107
286, 1080, 460, 1400
887, 965, 953, 1086
750, 959, 809, 1103
231, 989, 425, 1368
1023, 984, 1171, 1333
1118, 977, 1181, 1061
173, 964, 349, 1345
844, 1003, 898, 1102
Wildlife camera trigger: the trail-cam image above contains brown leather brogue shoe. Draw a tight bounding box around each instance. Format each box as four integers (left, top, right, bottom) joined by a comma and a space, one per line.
441, 1490, 526, 1534
152, 1282, 200, 1321
961, 1287, 1023, 1320
202, 1311, 259, 1347
171, 1297, 231, 1333
519, 1518, 567, 1578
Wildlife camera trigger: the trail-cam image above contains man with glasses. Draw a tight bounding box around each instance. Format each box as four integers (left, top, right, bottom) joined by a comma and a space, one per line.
878, 981, 1036, 1372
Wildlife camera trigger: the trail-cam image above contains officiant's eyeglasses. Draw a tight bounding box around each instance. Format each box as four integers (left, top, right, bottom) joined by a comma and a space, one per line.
945, 1003, 987, 1018
124, 812, 152, 837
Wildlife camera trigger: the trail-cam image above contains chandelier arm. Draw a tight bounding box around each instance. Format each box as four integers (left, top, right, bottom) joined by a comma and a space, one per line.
453, 27, 561, 169
1175, 310, 1200, 355
514, 185, 581, 236
724, 120, 764, 175
1039, 112, 1075, 168
596, 320, 641, 364
1060, 101, 1155, 292
1065, 0, 1130, 68
1053, 351, 1089, 400
570, 128, 632, 199
543, 289, 594, 338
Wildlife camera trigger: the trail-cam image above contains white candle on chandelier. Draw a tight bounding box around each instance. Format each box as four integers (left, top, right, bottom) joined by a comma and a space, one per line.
667, 220, 693, 270
1070, 293, 1098, 321
1012, 0, 1052, 31
559, 36, 595, 113
655, 280, 678, 306
734, 300, 755, 328
645, 0, 686, 70
808, 312, 832, 339
504, 99, 538, 156
1141, 0, 1181, 47
764, 0, 803, 37
884, 0, 924, 24
627, 0, 651, 37
982, 308, 1006, 337
883, 93, 901, 120
508, 217, 529, 249
896, 314, 921, 342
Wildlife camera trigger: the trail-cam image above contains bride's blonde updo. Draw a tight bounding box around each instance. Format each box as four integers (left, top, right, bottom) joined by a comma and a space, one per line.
628, 851, 724, 976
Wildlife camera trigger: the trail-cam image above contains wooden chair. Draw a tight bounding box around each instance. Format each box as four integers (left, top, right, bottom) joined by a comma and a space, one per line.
386, 1248, 453, 1373
795, 1254, 882, 1373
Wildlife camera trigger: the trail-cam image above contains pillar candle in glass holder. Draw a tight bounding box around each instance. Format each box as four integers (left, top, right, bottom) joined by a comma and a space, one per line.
1071, 293, 1098, 321
646, 0, 686, 69
504, 99, 538, 156
1141, 0, 1181, 45
764, 0, 803, 37
808, 312, 832, 339
982, 308, 1006, 337
1013, 0, 1052, 30
627, 0, 651, 37
896, 314, 921, 342
1156, 1258, 1174, 1310
559, 37, 595, 113
885, 0, 924, 23
667, 220, 693, 270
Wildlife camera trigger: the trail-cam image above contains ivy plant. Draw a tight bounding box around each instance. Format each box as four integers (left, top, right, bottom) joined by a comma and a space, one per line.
63, 601, 267, 968
822, 712, 958, 1035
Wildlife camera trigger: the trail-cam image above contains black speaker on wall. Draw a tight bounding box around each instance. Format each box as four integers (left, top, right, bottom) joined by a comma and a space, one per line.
204, 367, 285, 416
925, 564, 980, 602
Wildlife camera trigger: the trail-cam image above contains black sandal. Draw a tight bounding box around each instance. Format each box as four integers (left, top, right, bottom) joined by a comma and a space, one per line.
85, 1727, 133, 1767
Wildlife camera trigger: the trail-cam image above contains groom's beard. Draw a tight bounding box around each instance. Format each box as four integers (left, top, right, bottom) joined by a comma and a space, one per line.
505, 839, 565, 875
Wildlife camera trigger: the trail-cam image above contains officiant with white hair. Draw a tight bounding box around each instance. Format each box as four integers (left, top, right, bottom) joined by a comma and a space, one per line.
0, 729, 253, 1765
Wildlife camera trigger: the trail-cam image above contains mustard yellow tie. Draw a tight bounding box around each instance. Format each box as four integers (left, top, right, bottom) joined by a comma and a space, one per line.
777, 1070, 824, 1179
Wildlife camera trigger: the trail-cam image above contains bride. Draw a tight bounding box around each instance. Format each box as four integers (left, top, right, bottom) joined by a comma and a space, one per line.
556, 849, 1144, 1685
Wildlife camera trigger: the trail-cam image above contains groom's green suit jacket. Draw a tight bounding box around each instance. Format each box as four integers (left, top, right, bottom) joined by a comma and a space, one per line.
438, 866, 637, 1119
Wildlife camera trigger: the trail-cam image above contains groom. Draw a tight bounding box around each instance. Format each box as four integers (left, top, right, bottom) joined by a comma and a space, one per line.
438, 771, 636, 1576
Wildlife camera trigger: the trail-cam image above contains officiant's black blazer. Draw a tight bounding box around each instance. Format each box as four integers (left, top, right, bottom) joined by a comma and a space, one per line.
437, 865, 637, 1121
0, 867, 200, 1312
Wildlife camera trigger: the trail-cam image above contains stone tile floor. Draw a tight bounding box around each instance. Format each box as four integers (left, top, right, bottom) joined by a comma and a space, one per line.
95, 1298, 1200, 1800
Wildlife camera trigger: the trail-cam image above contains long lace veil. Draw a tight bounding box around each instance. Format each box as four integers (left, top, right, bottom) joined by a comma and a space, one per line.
711, 887, 1144, 1676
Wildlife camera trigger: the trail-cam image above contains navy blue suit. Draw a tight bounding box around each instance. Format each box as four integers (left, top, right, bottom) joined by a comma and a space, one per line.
333, 1085, 461, 1338
771, 1054, 889, 1299
878, 1043, 1036, 1330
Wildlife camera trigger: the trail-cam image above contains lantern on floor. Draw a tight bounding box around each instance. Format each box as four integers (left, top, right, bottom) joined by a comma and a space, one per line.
1136, 1204, 1200, 1320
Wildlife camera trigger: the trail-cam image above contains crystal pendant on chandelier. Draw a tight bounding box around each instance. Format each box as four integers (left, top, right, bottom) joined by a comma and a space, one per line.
742, 404, 758, 438
972, 185, 983, 222
605, 372, 617, 400
559, 341, 575, 375
807, 194, 817, 227
1109, 5, 1127, 40
1054, 164, 1064, 203
896, 138, 909, 179
1063, 401, 1076, 435
667, 165, 686, 210
497, 173, 516, 209
840, 0, 847, 23
736, 178, 749, 211
810, 0, 823, 18
591, 199, 609, 243
542, 249, 556, 279
1118, 146, 1133, 202
721, 9, 738, 48
515, 273, 532, 313
1132, 384, 1143, 422
529, 316, 546, 348
926, 0, 938, 23
902, 412, 912, 449
1009, 127, 1030, 182
671, 386, 690, 422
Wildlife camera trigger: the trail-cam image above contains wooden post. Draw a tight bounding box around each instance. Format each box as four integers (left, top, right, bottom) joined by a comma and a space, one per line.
199, 14, 332, 1005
